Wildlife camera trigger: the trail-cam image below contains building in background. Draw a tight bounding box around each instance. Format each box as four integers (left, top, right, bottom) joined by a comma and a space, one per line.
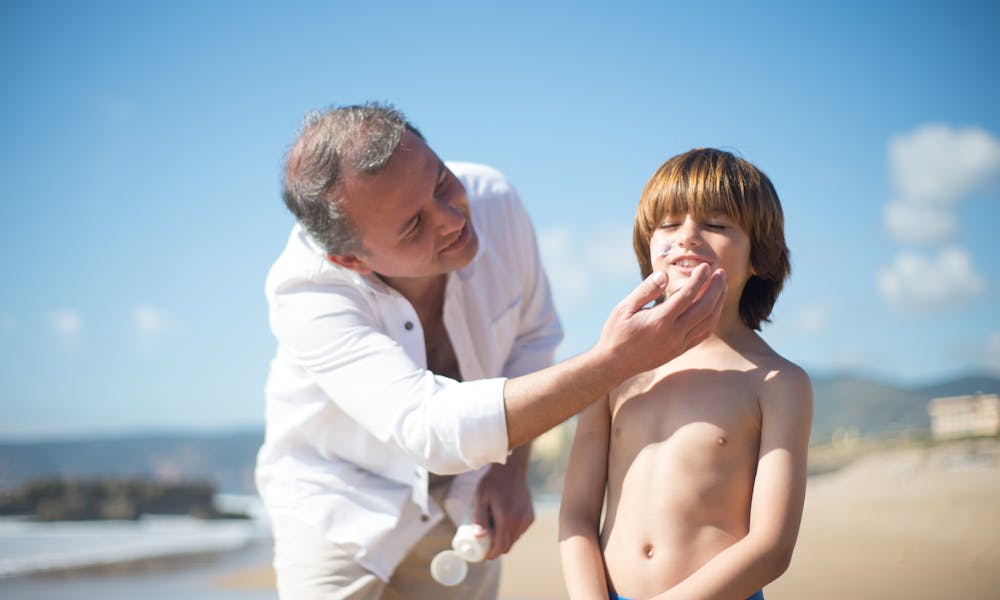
928, 393, 1000, 441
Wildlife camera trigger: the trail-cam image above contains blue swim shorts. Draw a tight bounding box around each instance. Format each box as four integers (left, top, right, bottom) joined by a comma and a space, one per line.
612, 591, 763, 600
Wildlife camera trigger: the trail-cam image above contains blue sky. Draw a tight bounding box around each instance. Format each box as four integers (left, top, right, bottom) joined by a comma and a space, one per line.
1, 1, 998, 439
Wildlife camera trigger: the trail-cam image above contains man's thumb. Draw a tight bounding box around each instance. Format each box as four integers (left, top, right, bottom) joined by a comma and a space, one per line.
620, 271, 667, 314
471, 498, 491, 531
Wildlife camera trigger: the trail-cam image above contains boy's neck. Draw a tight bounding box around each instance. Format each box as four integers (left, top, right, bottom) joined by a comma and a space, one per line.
704, 312, 758, 348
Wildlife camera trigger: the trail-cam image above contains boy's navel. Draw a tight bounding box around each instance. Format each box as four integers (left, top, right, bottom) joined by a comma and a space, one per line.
643, 543, 655, 558
717, 436, 728, 447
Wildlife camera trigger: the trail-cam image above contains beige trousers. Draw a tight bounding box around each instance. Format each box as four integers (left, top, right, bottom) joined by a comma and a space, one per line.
271, 498, 500, 599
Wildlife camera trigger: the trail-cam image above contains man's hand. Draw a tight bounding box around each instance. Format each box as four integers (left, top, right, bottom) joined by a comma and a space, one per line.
471, 446, 535, 560
595, 264, 726, 381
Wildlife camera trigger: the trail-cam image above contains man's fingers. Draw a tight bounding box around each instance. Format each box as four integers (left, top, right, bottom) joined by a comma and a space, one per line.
618, 270, 668, 315
471, 499, 491, 537
658, 263, 711, 313
676, 268, 726, 335
683, 275, 725, 346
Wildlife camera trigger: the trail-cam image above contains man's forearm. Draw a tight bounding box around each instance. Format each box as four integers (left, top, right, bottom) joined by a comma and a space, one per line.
503, 265, 725, 449
503, 348, 620, 449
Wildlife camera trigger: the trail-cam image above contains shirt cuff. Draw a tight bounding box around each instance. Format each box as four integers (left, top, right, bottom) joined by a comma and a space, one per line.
445, 377, 509, 469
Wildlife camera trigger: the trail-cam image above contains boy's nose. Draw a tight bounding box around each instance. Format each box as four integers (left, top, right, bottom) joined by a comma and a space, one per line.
674, 221, 701, 248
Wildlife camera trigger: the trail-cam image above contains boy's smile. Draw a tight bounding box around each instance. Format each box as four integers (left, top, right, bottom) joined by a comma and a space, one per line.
651, 212, 753, 314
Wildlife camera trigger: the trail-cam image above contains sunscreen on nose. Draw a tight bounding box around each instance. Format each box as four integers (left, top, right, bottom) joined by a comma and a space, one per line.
430, 524, 492, 586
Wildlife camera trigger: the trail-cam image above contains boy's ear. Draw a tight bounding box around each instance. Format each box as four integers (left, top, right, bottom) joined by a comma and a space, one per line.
327, 253, 374, 275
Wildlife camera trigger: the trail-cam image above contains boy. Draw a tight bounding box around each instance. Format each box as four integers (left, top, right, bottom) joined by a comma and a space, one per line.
559, 148, 813, 600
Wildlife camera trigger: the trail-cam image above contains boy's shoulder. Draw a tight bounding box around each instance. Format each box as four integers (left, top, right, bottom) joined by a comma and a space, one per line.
742, 336, 811, 379
609, 336, 811, 403
732, 332, 807, 377
752, 346, 812, 408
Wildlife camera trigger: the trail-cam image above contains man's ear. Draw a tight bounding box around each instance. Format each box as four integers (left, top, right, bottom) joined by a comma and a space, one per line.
327, 253, 374, 275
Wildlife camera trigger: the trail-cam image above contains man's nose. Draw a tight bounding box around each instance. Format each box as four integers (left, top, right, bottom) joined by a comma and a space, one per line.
433, 195, 464, 233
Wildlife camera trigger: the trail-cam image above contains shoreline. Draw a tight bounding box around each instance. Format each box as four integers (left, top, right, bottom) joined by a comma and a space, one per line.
216, 438, 1000, 600
5, 438, 997, 599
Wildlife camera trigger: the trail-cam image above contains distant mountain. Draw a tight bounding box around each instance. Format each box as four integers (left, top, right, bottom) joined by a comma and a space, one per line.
0, 430, 263, 494
1, 373, 997, 494
809, 372, 1000, 442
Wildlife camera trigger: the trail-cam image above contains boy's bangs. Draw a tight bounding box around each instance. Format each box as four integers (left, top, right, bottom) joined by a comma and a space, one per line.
654, 180, 747, 230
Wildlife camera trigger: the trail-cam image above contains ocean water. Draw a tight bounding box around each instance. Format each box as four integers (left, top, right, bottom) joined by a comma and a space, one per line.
0, 494, 277, 599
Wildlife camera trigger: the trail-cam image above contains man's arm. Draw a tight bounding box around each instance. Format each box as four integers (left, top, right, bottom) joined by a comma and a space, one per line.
504, 264, 725, 449
270, 252, 721, 475
559, 397, 613, 599
649, 365, 814, 600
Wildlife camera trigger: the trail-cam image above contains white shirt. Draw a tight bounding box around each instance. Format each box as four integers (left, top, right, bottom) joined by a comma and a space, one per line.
255, 162, 563, 580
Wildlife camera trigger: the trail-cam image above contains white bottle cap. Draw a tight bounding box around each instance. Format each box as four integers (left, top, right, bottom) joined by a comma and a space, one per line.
430, 549, 468, 587
452, 524, 490, 563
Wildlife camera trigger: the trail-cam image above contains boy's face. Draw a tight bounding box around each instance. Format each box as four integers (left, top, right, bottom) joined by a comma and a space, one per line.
649, 211, 754, 303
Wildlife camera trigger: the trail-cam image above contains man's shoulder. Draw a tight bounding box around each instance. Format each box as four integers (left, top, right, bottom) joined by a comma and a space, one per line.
447, 161, 517, 201
446, 161, 508, 183
265, 224, 354, 296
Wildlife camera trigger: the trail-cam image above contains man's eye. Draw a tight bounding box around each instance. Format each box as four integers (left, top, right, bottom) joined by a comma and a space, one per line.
404, 216, 421, 238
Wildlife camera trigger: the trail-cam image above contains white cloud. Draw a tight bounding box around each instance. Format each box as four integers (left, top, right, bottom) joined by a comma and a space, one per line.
878, 247, 986, 314
793, 304, 831, 336
133, 304, 173, 337
539, 227, 592, 309
581, 224, 639, 279
48, 309, 82, 337
539, 223, 637, 312
883, 199, 958, 245
889, 124, 1000, 205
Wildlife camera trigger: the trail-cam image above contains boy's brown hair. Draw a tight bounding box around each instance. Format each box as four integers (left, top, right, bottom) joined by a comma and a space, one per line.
633, 148, 790, 331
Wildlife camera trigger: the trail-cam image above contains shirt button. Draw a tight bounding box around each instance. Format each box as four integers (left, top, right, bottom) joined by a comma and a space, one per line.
404, 321, 414, 330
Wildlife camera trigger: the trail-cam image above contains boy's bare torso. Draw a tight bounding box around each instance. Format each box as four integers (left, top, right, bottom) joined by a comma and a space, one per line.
600, 334, 788, 598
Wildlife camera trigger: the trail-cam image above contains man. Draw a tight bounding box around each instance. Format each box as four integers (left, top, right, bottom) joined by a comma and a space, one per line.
256, 102, 726, 599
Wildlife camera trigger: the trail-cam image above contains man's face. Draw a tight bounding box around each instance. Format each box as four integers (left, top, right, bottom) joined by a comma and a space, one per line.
331, 131, 479, 284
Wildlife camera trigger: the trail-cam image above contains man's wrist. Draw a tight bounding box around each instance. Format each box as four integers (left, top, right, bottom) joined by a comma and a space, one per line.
507, 443, 532, 469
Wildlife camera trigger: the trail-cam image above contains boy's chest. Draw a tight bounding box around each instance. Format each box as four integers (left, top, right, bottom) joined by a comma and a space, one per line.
610, 367, 764, 448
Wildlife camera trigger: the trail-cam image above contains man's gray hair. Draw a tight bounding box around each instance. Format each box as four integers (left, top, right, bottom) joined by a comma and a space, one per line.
281, 102, 423, 256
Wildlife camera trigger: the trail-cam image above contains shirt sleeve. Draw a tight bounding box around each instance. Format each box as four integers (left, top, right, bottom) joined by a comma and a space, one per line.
268, 273, 510, 475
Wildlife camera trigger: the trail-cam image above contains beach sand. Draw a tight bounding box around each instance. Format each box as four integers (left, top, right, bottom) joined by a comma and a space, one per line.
212, 439, 1000, 599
